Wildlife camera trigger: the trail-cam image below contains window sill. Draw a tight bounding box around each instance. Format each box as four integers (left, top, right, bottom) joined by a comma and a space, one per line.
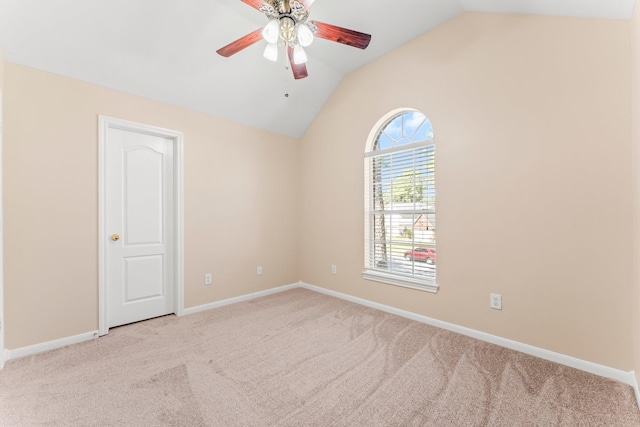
362, 269, 438, 293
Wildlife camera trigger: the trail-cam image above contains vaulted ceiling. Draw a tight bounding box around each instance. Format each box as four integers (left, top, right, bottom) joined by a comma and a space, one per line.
0, 0, 635, 137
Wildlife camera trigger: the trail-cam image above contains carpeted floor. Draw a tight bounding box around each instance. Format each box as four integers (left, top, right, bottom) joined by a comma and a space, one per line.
1, 288, 639, 426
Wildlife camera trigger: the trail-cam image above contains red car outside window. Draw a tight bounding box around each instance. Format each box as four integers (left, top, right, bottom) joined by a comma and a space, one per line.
404, 248, 436, 264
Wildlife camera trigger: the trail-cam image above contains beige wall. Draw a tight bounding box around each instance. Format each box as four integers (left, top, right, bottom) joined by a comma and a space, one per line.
632, 2, 640, 385
0, 48, 4, 361
2, 12, 636, 373
299, 13, 633, 370
3, 63, 299, 349
0, 48, 4, 89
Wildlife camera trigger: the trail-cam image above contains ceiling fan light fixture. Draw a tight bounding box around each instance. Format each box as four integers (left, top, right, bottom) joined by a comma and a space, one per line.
293, 44, 308, 64
262, 19, 280, 44
217, 0, 371, 80
280, 16, 295, 43
297, 24, 314, 47
263, 42, 279, 62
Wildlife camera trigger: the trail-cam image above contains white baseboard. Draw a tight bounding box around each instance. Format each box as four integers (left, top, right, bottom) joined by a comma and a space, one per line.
182, 283, 300, 316
6, 330, 99, 361
632, 371, 640, 410
299, 282, 637, 388
2, 284, 299, 364
3, 281, 637, 395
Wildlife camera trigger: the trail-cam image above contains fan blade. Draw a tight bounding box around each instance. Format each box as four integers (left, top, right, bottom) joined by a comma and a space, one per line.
216, 29, 264, 57
287, 45, 309, 79
240, 0, 266, 11
310, 21, 371, 49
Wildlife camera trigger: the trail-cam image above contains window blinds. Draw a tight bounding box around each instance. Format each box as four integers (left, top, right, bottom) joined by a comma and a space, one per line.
364, 142, 435, 288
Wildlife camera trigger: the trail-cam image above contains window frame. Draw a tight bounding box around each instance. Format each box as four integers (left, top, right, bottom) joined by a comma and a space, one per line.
362, 109, 438, 293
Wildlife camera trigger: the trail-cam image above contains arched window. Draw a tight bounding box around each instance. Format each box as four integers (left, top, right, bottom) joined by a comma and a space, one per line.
363, 109, 437, 292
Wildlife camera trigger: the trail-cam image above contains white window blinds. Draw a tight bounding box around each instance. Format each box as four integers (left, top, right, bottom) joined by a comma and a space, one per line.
363, 110, 436, 292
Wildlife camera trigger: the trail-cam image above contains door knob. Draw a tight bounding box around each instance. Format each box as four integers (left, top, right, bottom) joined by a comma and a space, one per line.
111, 234, 120, 241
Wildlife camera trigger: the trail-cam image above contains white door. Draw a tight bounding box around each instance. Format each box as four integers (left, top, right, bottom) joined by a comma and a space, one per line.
106, 127, 174, 328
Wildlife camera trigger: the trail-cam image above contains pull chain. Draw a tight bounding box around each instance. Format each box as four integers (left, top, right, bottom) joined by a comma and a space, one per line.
283, 45, 290, 98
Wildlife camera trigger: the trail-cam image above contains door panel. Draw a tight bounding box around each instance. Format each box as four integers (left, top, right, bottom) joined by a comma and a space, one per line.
107, 128, 174, 328
124, 147, 164, 245
123, 255, 164, 302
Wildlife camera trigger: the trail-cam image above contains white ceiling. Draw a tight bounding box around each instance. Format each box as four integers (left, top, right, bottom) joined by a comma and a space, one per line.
0, 0, 636, 138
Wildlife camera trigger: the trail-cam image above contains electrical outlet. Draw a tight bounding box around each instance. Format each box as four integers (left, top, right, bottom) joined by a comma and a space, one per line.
490, 293, 502, 310
257, 266, 263, 276
331, 265, 337, 275
204, 273, 212, 285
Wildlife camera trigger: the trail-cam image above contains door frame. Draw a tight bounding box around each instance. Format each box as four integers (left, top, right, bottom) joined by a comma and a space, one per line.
0, 89, 4, 369
98, 115, 184, 336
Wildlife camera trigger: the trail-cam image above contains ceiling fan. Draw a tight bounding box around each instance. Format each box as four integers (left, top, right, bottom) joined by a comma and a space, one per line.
216, 0, 372, 79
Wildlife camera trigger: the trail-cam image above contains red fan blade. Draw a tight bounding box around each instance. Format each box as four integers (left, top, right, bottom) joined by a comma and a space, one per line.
310, 21, 371, 49
287, 45, 309, 79
240, 0, 266, 11
216, 29, 264, 57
